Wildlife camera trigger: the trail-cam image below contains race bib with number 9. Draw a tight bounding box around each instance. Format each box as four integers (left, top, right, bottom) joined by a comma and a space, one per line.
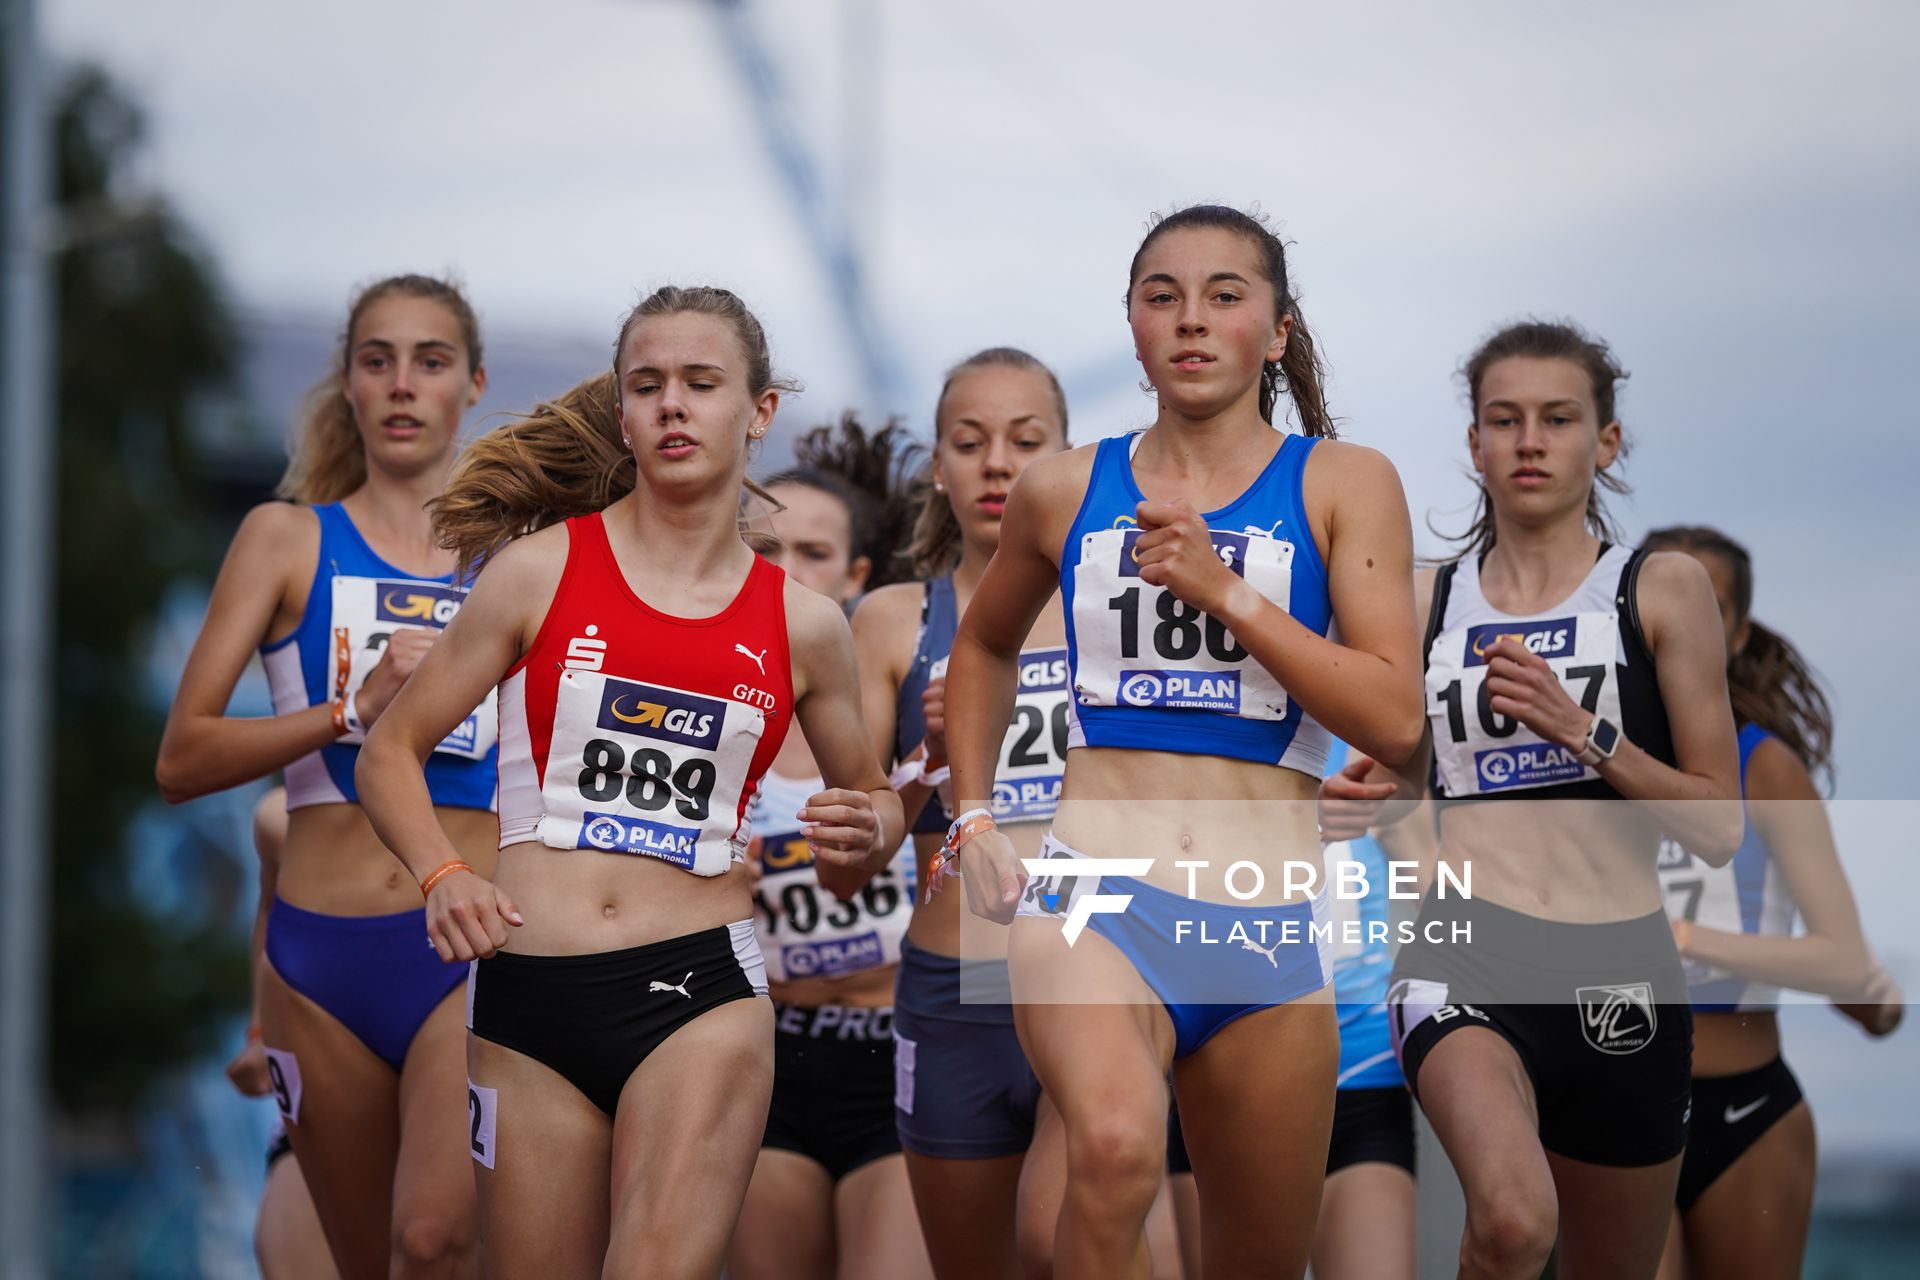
536, 669, 764, 876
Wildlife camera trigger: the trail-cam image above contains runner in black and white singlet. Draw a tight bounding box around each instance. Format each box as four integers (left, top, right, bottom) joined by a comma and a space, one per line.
357, 287, 903, 1280
846, 348, 1082, 1280
1643, 525, 1902, 1280
158, 276, 494, 1277
726, 417, 934, 1280
1324, 321, 1744, 1280
944, 207, 1425, 1280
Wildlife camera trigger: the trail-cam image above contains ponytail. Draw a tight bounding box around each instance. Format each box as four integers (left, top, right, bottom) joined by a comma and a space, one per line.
1732, 619, 1835, 787
1273, 300, 1333, 439
903, 465, 963, 580
1642, 524, 1835, 788
432, 373, 625, 582
765, 414, 925, 590
277, 376, 364, 504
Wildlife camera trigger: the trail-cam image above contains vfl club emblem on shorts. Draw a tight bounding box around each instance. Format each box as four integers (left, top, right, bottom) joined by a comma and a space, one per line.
1576, 982, 1657, 1055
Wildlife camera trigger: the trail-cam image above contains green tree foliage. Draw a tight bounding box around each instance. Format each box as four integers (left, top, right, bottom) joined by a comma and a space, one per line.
48, 66, 249, 1110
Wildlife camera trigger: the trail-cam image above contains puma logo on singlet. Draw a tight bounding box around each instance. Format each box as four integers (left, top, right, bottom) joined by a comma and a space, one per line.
735, 644, 768, 675
1242, 518, 1285, 539
649, 971, 693, 999
1241, 937, 1282, 967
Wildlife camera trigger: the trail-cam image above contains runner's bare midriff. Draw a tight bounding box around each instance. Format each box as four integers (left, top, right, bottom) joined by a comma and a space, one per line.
492, 837, 755, 956
1437, 798, 1665, 922
277, 803, 498, 915
1048, 746, 1321, 904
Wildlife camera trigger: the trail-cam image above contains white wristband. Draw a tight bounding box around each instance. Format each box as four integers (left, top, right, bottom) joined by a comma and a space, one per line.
888, 756, 951, 790
948, 807, 994, 834
341, 691, 370, 737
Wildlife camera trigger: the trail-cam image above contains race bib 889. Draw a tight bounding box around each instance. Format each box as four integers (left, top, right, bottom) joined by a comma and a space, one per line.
536, 670, 764, 876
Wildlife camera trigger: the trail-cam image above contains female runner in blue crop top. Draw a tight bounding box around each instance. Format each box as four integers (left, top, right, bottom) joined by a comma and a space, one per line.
158, 275, 495, 1278
942, 206, 1426, 1280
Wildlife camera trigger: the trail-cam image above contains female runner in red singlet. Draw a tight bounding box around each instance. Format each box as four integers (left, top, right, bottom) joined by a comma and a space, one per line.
357, 286, 903, 1280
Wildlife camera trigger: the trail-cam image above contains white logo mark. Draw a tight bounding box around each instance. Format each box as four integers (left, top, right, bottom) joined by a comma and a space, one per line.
1723, 1096, 1770, 1125
735, 644, 769, 675
1019, 858, 1155, 946
565, 624, 607, 671
649, 970, 693, 999
1236, 936, 1282, 967
1575, 982, 1657, 1055
1241, 937, 1281, 968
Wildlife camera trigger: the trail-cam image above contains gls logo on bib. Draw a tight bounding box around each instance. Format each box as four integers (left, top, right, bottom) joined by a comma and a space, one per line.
375, 582, 465, 627
1116, 528, 1251, 580
1463, 617, 1576, 667
1019, 654, 1069, 691
596, 679, 724, 748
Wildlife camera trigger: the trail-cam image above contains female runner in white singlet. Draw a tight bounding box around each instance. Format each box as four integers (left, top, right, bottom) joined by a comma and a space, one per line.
1325, 321, 1744, 1279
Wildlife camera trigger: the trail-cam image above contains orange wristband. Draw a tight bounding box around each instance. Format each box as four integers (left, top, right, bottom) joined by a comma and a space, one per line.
330, 627, 353, 736
923, 810, 997, 904
419, 859, 473, 898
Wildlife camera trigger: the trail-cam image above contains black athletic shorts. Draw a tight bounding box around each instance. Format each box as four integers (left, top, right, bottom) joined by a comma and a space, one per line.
1389, 893, 1693, 1168
468, 922, 768, 1116
1676, 1055, 1804, 1210
763, 1002, 901, 1180
1167, 1085, 1414, 1177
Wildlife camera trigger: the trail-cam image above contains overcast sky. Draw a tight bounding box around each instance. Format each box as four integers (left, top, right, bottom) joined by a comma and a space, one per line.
44, 0, 1918, 790
43, 0, 1920, 1158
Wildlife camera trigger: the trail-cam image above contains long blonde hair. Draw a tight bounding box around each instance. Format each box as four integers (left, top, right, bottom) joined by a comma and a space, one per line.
276, 274, 484, 505
433, 286, 792, 580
